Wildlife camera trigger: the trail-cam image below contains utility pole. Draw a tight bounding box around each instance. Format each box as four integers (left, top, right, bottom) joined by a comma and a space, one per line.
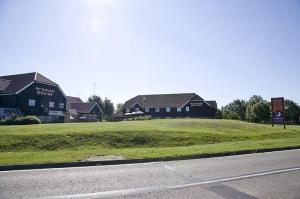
93, 82, 97, 96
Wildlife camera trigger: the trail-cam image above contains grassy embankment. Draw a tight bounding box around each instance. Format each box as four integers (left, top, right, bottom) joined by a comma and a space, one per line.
0, 119, 300, 165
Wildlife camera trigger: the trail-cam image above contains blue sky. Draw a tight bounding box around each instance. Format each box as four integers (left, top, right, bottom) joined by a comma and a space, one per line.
1, 0, 300, 107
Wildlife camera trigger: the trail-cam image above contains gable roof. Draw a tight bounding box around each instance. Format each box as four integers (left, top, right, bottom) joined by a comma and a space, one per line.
0, 72, 59, 95
69, 102, 102, 114
123, 93, 204, 109
66, 96, 83, 109
67, 96, 83, 103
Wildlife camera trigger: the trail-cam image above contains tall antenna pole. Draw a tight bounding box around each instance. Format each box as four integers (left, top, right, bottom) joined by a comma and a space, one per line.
93, 82, 97, 96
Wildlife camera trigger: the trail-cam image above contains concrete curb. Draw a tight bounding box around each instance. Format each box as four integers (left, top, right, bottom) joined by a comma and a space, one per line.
1, 146, 300, 171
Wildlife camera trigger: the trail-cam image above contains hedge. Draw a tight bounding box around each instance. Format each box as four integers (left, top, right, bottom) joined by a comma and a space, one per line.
0, 116, 41, 125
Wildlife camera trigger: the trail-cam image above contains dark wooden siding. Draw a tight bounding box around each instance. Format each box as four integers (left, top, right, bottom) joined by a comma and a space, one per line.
123, 102, 216, 118
1, 82, 66, 116
90, 105, 102, 116
0, 95, 17, 108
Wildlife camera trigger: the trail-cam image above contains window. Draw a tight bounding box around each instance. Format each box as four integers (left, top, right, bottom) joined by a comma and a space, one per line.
166, 107, 171, 112
155, 108, 160, 112
29, 99, 35, 107
186, 106, 190, 112
135, 107, 139, 112
145, 108, 149, 112
177, 107, 181, 112
49, 101, 55, 108
59, 103, 64, 109
126, 108, 130, 113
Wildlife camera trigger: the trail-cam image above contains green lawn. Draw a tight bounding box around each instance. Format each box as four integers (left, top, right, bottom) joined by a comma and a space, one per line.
0, 119, 300, 165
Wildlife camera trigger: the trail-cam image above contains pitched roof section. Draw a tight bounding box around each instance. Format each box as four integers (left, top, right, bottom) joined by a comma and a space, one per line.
0, 72, 35, 94
0, 78, 11, 94
66, 96, 83, 109
123, 93, 204, 108
69, 102, 101, 114
35, 73, 57, 85
0, 72, 58, 95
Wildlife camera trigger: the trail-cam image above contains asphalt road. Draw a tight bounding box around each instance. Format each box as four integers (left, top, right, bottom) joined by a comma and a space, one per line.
0, 149, 300, 199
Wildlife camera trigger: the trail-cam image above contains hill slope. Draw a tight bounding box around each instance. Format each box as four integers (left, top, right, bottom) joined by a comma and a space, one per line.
0, 119, 299, 165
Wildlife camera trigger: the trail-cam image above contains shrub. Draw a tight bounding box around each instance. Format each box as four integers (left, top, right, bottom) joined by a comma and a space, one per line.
0, 116, 41, 125
124, 115, 152, 121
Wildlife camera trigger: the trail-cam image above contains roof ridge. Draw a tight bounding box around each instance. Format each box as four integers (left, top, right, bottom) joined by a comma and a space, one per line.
34, 72, 57, 85
0, 72, 36, 78
137, 92, 196, 96
70, 102, 96, 104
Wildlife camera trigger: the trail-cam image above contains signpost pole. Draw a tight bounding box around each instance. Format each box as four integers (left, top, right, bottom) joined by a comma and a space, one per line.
283, 98, 286, 129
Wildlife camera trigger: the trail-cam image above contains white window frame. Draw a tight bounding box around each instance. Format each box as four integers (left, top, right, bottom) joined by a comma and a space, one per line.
28, 99, 35, 107
145, 107, 149, 112
177, 107, 181, 112
186, 106, 190, 112
49, 101, 55, 108
166, 107, 171, 112
155, 108, 160, 113
59, 103, 64, 109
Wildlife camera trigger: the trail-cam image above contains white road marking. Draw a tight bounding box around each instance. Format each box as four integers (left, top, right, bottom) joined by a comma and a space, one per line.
36, 166, 300, 199
163, 164, 177, 172
163, 164, 191, 180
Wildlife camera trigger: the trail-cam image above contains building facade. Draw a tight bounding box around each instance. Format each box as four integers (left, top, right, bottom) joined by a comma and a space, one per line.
0, 72, 66, 122
66, 96, 103, 121
122, 93, 217, 118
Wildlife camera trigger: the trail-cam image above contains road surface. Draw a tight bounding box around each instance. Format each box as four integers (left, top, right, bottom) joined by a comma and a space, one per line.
0, 149, 300, 199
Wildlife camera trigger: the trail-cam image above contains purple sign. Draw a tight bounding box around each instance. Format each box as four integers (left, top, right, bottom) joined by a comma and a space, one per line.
271, 97, 285, 127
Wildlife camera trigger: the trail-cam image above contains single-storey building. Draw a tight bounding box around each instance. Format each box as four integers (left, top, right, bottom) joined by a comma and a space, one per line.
122, 93, 217, 118
0, 72, 66, 122
66, 96, 102, 121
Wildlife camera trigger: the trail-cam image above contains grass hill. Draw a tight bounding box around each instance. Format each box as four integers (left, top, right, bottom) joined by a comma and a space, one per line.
0, 119, 300, 165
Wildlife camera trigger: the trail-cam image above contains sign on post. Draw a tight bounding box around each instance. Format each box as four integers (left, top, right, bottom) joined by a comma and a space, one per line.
271, 97, 285, 128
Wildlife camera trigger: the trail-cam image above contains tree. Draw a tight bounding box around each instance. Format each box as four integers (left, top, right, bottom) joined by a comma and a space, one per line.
103, 97, 114, 116
245, 95, 271, 123
216, 109, 223, 119
284, 99, 300, 124
115, 103, 124, 113
88, 95, 115, 117
222, 99, 246, 120
88, 95, 104, 111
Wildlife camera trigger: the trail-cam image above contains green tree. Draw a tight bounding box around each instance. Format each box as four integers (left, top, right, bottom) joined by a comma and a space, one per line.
222, 99, 246, 120
216, 109, 223, 119
88, 95, 115, 119
103, 97, 114, 116
246, 95, 271, 123
284, 99, 300, 124
115, 103, 124, 113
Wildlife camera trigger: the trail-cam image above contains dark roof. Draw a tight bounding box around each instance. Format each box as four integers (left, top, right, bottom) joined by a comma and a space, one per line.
0, 79, 11, 94
66, 96, 83, 109
0, 72, 58, 95
69, 102, 101, 114
123, 93, 204, 108
67, 96, 83, 103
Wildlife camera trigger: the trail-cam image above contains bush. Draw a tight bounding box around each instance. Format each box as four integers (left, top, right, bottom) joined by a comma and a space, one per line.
0, 116, 41, 125
124, 115, 152, 121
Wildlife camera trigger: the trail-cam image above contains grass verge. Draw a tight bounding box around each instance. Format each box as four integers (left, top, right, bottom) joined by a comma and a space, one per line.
0, 119, 299, 165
